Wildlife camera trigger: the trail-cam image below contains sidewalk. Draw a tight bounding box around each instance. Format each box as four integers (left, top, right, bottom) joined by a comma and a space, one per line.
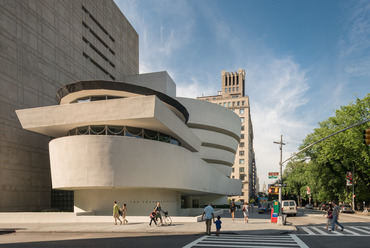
0, 211, 295, 235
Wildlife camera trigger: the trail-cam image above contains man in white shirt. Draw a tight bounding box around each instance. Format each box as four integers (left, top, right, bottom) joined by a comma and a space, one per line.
202, 203, 215, 235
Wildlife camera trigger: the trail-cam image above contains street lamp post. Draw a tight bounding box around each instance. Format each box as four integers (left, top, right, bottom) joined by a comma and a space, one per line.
273, 135, 285, 214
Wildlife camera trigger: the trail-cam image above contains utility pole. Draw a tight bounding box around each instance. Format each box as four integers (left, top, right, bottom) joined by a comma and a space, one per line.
273, 135, 285, 214
353, 164, 355, 211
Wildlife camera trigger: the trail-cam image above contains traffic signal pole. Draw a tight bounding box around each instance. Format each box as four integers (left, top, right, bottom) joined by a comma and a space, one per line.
273, 135, 285, 215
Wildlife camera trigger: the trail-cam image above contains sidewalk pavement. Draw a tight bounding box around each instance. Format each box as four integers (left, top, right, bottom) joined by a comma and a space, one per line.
0, 214, 296, 235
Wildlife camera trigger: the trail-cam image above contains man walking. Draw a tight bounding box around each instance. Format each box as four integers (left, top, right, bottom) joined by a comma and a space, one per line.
202, 203, 215, 235
330, 201, 344, 232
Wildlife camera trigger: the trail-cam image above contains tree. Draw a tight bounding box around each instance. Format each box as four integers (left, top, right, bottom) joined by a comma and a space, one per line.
283, 94, 370, 207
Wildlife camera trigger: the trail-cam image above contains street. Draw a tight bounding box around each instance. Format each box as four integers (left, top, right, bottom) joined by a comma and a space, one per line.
0, 207, 369, 248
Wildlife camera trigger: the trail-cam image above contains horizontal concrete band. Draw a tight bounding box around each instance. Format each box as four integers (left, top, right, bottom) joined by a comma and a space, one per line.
56, 80, 189, 123
49, 135, 242, 196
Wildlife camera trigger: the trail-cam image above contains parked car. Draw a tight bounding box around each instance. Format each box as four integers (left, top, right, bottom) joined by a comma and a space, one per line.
281, 200, 297, 216
319, 203, 330, 210
340, 204, 354, 213
305, 204, 314, 209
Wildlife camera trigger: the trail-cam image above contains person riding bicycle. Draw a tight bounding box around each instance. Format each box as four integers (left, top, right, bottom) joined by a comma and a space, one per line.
154, 202, 163, 225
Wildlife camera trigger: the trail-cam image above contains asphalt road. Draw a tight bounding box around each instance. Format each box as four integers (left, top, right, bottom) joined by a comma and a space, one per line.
1, 208, 369, 248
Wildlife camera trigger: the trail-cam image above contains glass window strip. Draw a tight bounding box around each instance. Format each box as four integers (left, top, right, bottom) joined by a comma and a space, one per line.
67, 125, 180, 146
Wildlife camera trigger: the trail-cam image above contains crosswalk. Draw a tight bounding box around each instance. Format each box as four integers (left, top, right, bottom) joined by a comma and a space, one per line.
299, 225, 370, 236
183, 226, 370, 247
183, 234, 308, 248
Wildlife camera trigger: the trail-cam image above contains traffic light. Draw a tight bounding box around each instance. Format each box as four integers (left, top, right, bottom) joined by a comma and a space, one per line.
269, 186, 279, 195
364, 128, 370, 145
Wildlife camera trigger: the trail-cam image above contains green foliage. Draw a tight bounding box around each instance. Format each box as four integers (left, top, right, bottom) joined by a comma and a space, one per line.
283, 94, 370, 205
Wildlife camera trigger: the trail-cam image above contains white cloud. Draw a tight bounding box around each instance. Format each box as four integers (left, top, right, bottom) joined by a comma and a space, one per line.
339, 1, 370, 77
115, 0, 196, 74
246, 56, 313, 186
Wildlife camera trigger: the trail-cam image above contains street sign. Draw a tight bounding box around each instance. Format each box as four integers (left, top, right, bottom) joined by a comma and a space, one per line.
268, 172, 279, 179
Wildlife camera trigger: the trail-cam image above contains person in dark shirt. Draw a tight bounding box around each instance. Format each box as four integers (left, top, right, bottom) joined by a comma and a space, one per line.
214, 215, 222, 236
229, 201, 236, 220
330, 202, 344, 232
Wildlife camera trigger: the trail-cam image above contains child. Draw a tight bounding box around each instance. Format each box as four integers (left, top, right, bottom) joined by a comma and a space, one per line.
149, 211, 157, 226
214, 215, 222, 236
325, 206, 333, 230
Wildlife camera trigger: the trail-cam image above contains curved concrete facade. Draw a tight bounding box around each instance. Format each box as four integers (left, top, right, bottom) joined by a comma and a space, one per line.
17, 77, 242, 215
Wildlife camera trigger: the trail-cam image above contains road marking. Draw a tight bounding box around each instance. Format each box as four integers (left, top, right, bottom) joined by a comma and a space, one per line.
301, 227, 315, 235
311, 226, 328, 235
299, 225, 370, 236
351, 226, 370, 235
290, 234, 309, 248
342, 227, 361, 236
183, 234, 306, 248
182, 235, 208, 248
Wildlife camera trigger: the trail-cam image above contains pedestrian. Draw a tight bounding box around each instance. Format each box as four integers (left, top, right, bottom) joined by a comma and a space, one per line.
214, 215, 222, 236
243, 202, 249, 223
324, 205, 333, 230
121, 203, 128, 224
154, 202, 163, 225
229, 201, 236, 220
202, 203, 215, 235
330, 201, 344, 232
113, 201, 122, 225
149, 210, 157, 226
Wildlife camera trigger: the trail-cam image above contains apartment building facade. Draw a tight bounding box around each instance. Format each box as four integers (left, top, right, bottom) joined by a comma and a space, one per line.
197, 69, 257, 203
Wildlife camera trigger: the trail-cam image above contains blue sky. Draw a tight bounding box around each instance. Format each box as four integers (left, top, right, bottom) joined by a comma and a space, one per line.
114, 0, 370, 190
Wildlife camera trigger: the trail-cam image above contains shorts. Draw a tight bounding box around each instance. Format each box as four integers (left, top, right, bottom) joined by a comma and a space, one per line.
243, 212, 249, 217
327, 218, 332, 224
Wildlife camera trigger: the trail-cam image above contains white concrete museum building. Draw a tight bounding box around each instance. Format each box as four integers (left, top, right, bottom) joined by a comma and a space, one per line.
16, 74, 242, 216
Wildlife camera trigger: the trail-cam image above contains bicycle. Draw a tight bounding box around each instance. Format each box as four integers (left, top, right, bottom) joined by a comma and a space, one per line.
156, 210, 172, 226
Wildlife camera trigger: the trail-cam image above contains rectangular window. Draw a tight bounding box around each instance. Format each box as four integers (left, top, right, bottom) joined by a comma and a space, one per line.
241, 117, 245, 123
237, 101, 240, 106
241, 134, 244, 139
232, 168, 235, 172
229, 88, 231, 92
239, 150, 244, 156
240, 174, 245, 180
223, 103, 226, 107
239, 159, 244, 164
240, 142, 244, 147
241, 125, 244, 131
232, 102, 235, 106
239, 109, 244, 114
242, 101, 245, 105
232, 87, 235, 92
239, 167, 244, 172
236, 87, 239, 91
228, 102, 231, 107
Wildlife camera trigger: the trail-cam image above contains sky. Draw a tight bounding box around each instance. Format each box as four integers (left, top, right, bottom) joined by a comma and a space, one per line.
114, 0, 370, 190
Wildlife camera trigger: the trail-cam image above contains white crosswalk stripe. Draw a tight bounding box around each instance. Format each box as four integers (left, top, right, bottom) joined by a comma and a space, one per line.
299, 226, 370, 236
183, 234, 308, 248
